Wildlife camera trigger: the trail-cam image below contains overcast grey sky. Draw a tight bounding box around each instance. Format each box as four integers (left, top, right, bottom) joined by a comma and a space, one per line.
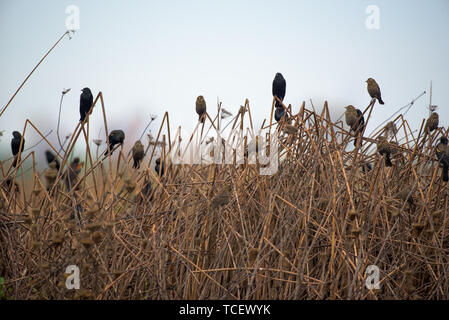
0, 0, 448, 167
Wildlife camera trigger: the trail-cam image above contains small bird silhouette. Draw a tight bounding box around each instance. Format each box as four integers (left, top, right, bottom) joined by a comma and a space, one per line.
272, 73, 286, 109
345, 105, 365, 146
104, 130, 125, 156
377, 136, 392, 167
221, 108, 232, 119
435, 137, 449, 182
45, 150, 60, 171
366, 78, 384, 105
11, 131, 25, 167
155, 157, 165, 177
132, 140, 145, 168
425, 112, 439, 133
384, 121, 398, 137
79, 87, 93, 122
196, 96, 207, 123
64, 157, 82, 191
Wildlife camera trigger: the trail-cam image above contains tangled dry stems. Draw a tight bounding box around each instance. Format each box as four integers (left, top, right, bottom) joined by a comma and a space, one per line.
1, 98, 449, 300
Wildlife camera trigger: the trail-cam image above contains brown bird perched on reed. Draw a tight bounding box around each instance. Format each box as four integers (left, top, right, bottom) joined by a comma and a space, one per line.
435, 137, 449, 182
196, 96, 207, 123
11, 131, 25, 168
384, 121, 398, 137
64, 157, 82, 191
345, 105, 365, 146
104, 130, 125, 156
132, 140, 145, 169
272, 73, 286, 109
377, 136, 392, 167
366, 78, 384, 105
425, 112, 439, 133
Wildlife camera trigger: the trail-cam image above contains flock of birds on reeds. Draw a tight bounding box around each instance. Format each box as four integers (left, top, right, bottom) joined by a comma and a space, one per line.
3, 73, 448, 195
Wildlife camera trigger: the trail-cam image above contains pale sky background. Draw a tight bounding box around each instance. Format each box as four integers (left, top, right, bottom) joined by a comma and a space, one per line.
0, 0, 448, 169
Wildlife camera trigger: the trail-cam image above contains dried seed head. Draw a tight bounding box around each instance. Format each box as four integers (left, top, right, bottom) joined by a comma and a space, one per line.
124, 179, 136, 193
24, 216, 33, 225
86, 206, 99, 220
104, 222, 114, 233
32, 241, 43, 249
51, 231, 65, 246
348, 209, 358, 220
30, 224, 38, 234
93, 139, 102, 146
211, 191, 231, 209
424, 228, 434, 237
319, 251, 329, 263
91, 231, 104, 244
40, 263, 50, 271
80, 236, 94, 248
76, 289, 94, 300
283, 124, 298, 135
351, 227, 361, 237
86, 222, 102, 233
67, 220, 77, 232
248, 248, 259, 264
32, 187, 42, 197
31, 208, 40, 219
412, 223, 425, 237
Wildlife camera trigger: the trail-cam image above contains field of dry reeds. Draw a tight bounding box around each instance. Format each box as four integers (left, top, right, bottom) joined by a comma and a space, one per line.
1, 91, 449, 300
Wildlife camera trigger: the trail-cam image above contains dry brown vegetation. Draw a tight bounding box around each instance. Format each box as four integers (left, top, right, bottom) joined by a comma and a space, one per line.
1, 95, 449, 300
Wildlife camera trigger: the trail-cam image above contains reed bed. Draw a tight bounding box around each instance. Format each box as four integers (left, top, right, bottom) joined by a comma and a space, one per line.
1, 94, 449, 300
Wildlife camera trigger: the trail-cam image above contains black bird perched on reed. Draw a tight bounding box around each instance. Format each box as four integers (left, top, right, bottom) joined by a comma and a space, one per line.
79, 87, 93, 122
45, 150, 60, 171
104, 130, 125, 156
345, 105, 365, 146
155, 158, 165, 177
366, 78, 384, 105
425, 112, 439, 133
435, 137, 449, 182
64, 157, 82, 191
377, 136, 392, 167
196, 96, 207, 123
11, 131, 25, 168
272, 73, 286, 109
132, 140, 145, 168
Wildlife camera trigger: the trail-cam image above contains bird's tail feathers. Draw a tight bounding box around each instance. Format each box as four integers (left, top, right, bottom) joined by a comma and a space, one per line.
385, 154, 392, 167
12, 156, 18, 168
443, 165, 448, 182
